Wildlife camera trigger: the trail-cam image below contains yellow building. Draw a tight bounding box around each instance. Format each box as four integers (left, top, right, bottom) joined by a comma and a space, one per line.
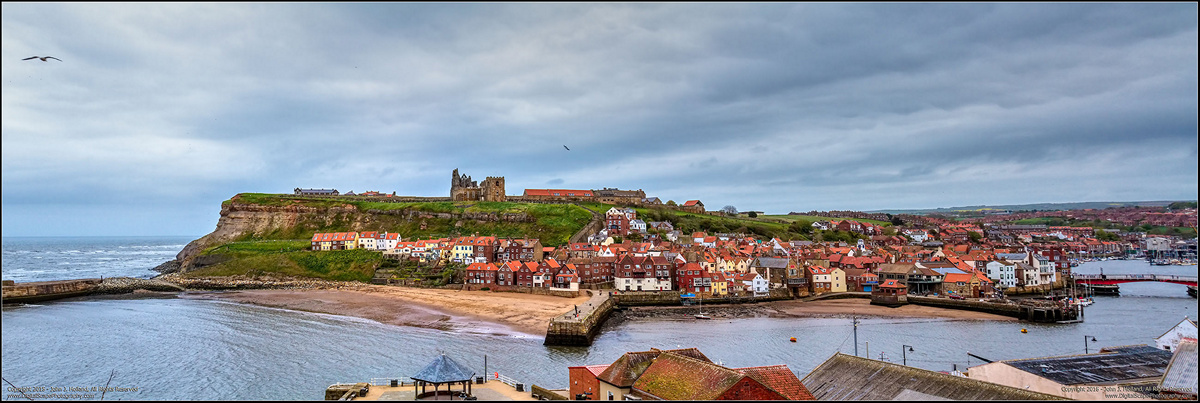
830, 267, 847, 293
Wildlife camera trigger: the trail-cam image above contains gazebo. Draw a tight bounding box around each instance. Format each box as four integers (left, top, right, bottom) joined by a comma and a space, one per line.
411, 354, 476, 400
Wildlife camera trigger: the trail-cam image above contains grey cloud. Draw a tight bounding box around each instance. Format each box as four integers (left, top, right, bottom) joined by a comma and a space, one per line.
2, 3, 1196, 235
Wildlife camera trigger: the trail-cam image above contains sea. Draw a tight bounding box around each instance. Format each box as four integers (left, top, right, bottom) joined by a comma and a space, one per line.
3, 236, 1197, 400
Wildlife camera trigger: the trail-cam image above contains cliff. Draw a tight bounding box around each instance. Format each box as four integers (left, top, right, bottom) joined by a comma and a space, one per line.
168, 193, 593, 273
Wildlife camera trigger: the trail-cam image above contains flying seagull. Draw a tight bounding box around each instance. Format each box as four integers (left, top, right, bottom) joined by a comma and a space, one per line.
23, 56, 62, 62
563, 145, 570, 151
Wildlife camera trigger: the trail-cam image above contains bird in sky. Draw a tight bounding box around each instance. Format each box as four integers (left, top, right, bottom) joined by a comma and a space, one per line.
563, 145, 570, 151
23, 56, 62, 62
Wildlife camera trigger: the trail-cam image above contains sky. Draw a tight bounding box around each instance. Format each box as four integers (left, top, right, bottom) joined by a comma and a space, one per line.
2, 3, 1197, 237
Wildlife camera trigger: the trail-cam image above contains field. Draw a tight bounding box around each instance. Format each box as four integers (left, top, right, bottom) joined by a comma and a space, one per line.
760, 214, 892, 226
188, 242, 382, 282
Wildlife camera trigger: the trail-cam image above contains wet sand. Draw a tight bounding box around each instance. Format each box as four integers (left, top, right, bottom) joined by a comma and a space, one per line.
181, 285, 590, 336
180, 287, 1013, 339
769, 298, 1017, 321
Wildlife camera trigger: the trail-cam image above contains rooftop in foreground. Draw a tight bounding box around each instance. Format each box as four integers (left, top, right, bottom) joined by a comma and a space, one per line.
336, 379, 544, 401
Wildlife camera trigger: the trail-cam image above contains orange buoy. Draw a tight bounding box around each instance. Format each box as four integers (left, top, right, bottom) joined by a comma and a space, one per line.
1021, 328, 1027, 333
790, 337, 797, 342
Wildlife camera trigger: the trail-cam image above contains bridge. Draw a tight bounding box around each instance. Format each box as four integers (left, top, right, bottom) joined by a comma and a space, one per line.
1073, 274, 1197, 287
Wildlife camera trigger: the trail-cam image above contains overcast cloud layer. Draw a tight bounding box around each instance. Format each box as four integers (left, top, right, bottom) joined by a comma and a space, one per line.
3, 3, 1197, 236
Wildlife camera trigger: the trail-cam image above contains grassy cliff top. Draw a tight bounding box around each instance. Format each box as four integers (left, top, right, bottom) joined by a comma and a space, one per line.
222, 193, 593, 247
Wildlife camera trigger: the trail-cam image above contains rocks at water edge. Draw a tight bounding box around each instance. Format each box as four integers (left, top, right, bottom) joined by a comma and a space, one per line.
94, 277, 187, 294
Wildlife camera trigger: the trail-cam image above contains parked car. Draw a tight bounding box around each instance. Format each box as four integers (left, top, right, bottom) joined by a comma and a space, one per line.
948, 294, 965, 300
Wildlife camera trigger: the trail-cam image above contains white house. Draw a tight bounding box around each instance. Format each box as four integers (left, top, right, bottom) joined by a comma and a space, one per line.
1155, 317, 1197, 351
1014, 262, 1041, 287
379, 233, 401, 250
532, 268, 549, 288
741, 272, 769, 296
629, 219, 647, 234
985, 260, 1018, 289
1032, 253, 1056, 285
357, 232, 379, 250
902, 229, 929, 243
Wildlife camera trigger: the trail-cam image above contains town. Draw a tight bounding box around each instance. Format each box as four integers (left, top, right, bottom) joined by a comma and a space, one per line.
298, 171, 1197, 300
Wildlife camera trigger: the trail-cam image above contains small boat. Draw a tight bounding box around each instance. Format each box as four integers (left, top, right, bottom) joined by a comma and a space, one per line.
695, 296, 710, 319
1074, 298, 1094, 307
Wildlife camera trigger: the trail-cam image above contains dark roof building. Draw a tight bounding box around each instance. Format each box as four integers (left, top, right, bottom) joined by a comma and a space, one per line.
581, 347, 812, 401
410, 354, 476, 399
1157, 338, 1197, 399
803, 353, 1064, 400
969, 344, 1174, 399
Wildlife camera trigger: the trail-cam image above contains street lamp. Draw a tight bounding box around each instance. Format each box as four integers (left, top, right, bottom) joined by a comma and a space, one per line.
1084, 335, 1097, 354
902, 345, 914, 366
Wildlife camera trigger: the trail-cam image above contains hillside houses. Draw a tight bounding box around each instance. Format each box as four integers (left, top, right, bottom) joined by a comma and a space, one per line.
306, 200, 1155, 298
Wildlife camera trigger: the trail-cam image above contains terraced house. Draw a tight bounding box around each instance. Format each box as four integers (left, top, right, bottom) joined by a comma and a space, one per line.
614, 255, 674, 291
310, 232, 358, 250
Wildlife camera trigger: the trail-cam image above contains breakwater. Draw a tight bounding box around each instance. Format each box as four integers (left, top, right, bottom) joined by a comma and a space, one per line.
908, 296, 1076, 322
544, 289, 793, 346
2, 279, 101, 303
544, 291, 616, 346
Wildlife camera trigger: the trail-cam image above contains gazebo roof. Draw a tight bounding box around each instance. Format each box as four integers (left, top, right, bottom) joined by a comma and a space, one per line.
411, 354, 476, 384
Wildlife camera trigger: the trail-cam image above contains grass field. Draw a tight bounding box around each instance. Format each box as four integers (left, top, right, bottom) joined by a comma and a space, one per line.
760, 214, 892, 226
188, 243, 382, 282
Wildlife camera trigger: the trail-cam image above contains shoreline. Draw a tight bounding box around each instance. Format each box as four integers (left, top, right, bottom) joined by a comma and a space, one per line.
615, 298, 1018, 322
178, 284, 590, 337
5, 276, 1016, 333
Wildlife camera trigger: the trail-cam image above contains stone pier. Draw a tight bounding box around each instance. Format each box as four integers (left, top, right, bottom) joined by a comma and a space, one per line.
544, 291, 615, 346
2, 279, 102, 304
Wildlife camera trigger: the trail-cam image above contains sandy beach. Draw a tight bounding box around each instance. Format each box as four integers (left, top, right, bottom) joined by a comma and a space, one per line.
769, 298, 1018, 321
616, 297, 1017, 322
180, 284, 1013, 340
180, 285, 590, 336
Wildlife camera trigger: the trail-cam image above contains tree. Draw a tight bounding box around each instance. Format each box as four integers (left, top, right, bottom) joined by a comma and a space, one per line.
890, 216, 905, 226
748, 211, 758, 218
968, 231, 983, 243
722, 205, 738, 216
666, 200, 677, 206
789, 220, 814, 235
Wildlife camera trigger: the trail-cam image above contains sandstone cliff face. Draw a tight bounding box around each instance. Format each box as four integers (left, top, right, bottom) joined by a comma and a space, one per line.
176, 201, 360, 270
173, 196, 541, 271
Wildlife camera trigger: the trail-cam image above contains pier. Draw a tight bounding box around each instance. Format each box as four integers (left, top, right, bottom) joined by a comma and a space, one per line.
1, 279, 101, 304
544, 289, 794, 346
1073, 273, 1197, 287
544, 290, 615, 346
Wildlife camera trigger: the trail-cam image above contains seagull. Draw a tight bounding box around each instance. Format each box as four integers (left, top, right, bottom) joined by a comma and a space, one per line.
23, 56, 62, 62
563, 145, 570, 151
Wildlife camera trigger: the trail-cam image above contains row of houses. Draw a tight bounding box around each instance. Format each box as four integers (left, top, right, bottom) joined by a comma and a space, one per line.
312, 228, 1078, 297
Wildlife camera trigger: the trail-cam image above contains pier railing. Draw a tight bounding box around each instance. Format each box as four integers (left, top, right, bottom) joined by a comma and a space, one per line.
493, 372, 522, 388
368, 377, 414, 387
1073, 274, 1197, 284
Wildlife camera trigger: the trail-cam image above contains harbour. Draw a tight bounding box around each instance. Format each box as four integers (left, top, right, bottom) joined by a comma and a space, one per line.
3, 238, 1197, 400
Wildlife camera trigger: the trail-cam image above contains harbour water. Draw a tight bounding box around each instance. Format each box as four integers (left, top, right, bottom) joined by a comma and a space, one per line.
2, 237, 1196, 400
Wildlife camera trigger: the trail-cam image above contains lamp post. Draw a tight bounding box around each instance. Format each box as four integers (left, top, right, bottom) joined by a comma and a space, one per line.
1084, 335, 1097, 354
902, 345, 914, 366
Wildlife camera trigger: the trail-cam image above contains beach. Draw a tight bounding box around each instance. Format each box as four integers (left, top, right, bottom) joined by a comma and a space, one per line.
180, 283, 1013, 339
769, 298, 1018, 321
616, 297, 1018, 322
180, 285, 591, 336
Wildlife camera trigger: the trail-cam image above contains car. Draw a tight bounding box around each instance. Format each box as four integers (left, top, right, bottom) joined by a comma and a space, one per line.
948, 294, 965, 300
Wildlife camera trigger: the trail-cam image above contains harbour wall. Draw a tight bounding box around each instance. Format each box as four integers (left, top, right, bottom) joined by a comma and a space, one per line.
908, 296, 1076, 322
2, 279, 101, 304
544, 289, 793, 346
544, 291, 617, 346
